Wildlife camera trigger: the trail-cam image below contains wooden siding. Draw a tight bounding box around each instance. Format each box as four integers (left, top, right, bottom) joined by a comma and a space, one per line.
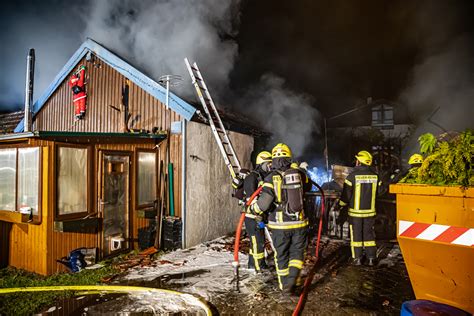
0, 142, 49, 275
49, 142, 163, 274
0, 221, 12, 268
33, 56, 183, 218
1, 54, 187, 274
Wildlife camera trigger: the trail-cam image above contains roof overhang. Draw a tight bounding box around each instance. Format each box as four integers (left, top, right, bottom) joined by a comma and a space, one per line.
0, 131, 166, 144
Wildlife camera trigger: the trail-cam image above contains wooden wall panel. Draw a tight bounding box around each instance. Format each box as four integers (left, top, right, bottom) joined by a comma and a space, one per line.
5, 54, 187, 274
0, 221, 12, 268
5, 144, 50, 275
33, 54, 183, 219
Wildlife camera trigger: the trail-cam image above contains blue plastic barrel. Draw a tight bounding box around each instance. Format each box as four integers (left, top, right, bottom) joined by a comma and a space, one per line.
401, 300, 471, 316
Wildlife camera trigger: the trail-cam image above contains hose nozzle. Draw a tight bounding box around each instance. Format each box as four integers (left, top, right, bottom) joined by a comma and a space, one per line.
232, 261, 240, 292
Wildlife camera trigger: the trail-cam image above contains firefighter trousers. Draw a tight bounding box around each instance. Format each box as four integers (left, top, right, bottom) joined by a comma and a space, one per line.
244, 217, 266, 272
271, 227, 308, 290
349, 216, 376, 259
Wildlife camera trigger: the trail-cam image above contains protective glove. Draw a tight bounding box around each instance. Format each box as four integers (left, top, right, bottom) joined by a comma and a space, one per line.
249, 199, 264, 216
257, 221, 265, 229
80, 65, 87, 71
231, 176, 243, 190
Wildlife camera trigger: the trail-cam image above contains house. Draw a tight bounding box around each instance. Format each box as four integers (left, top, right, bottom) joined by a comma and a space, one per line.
0, 38, 254, 275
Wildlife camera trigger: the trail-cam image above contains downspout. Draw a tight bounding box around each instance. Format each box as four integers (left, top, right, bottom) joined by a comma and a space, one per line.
24, 48, 35, 132
181, 118, 187, 249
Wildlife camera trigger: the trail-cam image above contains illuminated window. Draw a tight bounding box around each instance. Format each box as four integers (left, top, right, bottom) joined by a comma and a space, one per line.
0, 149, 17, 211
0, 147, 40, 215
137, 151, 157, 207
17, 147, 40, 215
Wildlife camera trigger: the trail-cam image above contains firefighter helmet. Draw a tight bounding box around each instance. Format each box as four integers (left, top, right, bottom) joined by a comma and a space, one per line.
256, 151, 272, 165
272, 143, 292, 159
355, 150, 373, 166
408, 153, 423, 165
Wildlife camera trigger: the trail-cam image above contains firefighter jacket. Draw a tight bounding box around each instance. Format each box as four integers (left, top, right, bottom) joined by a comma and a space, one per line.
339, 165, 380, 218
252, 164, 311, 230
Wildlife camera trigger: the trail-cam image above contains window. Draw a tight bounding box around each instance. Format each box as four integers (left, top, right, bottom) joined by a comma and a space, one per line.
0, 149, 17, 211
372, 104, 394, 129
0, 147, 41, 219
57, 146, 88, 216
17, 148, 40, 216
137, 151, 157, 207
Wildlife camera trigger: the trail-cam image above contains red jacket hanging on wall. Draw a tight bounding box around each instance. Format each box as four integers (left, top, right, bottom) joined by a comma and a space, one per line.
69, 65, 87, 119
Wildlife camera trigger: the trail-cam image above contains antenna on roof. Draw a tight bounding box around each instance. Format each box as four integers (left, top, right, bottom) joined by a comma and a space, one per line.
158, 75, 182, 110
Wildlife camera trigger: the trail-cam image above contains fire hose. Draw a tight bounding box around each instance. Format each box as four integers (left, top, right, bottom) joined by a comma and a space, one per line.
292, 180, 325, 316
232, 186, 263, 292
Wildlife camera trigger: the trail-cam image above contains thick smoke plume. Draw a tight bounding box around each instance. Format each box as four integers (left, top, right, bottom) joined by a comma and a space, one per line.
82, 0, 321, 155
401, 37, 474, 134
1, 0, 322, 154
242, 74, 320, 156
399, 2, 474, 157
82, 0, 240, 98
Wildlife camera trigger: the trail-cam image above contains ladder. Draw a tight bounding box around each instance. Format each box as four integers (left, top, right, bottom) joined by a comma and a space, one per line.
184, 58, 241, 179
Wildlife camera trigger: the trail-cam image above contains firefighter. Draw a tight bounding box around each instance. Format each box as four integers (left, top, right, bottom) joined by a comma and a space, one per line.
243, 150, 272, 273
69, 65, 87, 120
250, 143, 311, 294
391, 153, 423, 183
339, 150, 380, 266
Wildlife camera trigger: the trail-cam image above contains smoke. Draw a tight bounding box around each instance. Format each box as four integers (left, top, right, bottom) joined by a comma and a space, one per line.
400, 36, 474, 133
241, 74, 320, 157
399, 2, 474, 156
81, 0, 240, 98
0, 1, 83, 111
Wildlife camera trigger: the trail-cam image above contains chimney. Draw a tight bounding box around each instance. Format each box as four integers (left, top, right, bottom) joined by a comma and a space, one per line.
24, 48, 35, 132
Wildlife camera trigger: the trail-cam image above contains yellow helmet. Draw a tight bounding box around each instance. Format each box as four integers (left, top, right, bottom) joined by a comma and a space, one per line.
355, 150, 373, 166
408, 153, 423, 165
256, 151, 272, 165
272, 143, 292, 159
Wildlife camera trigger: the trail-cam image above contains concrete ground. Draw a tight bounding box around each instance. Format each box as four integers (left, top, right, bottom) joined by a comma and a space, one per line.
41, 235, 415, 315
117, 236, 415, 315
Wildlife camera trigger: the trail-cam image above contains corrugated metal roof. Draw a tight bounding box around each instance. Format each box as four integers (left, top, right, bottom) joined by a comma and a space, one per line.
14, 38, 196, 133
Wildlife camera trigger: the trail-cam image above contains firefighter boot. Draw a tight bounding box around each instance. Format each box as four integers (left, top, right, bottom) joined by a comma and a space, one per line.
352, 257, 362, 266
367, 257, 376, 266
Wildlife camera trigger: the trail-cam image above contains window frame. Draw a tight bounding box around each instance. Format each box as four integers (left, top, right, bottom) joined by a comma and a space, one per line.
54, 143, 92, 221
135, 149, 158, 210
0, 144, 42, 225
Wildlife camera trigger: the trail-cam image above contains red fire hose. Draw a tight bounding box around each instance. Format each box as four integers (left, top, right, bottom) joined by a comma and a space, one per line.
232, 186, 263, 291
292, 180, 325, 316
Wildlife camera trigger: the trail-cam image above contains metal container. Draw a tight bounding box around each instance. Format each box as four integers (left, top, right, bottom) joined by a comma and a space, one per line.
390, 184, 473, 314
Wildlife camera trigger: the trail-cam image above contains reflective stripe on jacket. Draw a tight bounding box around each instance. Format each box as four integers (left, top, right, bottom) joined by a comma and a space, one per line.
339, 165, 380, 217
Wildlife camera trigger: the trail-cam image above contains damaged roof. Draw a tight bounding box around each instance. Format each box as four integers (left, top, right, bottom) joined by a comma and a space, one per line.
190, 101, 268, 137
15, 38, 197, 132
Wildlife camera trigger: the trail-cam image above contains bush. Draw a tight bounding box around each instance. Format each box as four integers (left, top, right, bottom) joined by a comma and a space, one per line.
401, 129, 473, 187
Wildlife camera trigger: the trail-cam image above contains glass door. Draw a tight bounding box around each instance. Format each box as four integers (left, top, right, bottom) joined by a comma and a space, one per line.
100, 153, 130, 256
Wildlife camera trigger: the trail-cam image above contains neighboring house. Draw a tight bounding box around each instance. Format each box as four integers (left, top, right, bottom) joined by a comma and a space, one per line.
327, 98, 414, 166
0, 38, 255, 275
0, 111, 24, 134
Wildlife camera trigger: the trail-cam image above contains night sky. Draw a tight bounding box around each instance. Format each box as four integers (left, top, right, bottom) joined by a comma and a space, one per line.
1, 0, 473, 156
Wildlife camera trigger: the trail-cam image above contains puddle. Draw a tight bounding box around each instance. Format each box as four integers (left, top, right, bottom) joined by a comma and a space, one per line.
37, 291, 209, 315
